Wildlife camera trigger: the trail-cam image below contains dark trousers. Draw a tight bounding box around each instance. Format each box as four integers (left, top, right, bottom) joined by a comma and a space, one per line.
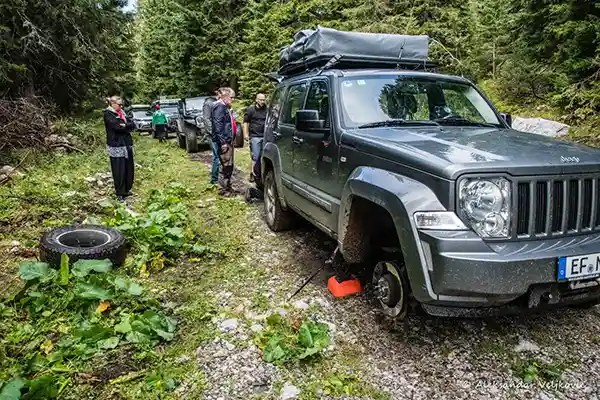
110, 148, 134, 197
155, 124, 167, 140
210, 140, 220, 184
218, 143, 234, 191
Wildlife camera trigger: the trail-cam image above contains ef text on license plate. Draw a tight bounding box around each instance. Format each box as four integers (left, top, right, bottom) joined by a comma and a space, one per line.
558, 253, 600, 281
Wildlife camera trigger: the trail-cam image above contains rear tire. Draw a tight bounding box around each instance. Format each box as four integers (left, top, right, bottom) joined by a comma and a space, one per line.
186, 130, 198, 153
263, 170, 295, 231
178, 133, 186, 149
39, 225, 127, 268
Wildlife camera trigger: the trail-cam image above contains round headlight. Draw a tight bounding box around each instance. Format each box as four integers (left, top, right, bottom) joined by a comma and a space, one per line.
462, 180, 503, 222
459, 178, 511, 238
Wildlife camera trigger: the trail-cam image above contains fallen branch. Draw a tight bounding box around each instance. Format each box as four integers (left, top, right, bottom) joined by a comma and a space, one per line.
50, 142, 85, 154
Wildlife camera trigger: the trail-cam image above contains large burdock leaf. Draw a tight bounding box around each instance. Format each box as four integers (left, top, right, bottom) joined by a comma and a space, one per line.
74, 278, 113, 301
19, 262, 55, 282
0, 377, 25, 400
72, 259, 112, 278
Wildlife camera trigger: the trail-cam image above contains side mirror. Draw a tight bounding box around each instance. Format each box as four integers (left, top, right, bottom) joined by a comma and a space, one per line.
500, 112, 512, 127
295, 110, 326, 131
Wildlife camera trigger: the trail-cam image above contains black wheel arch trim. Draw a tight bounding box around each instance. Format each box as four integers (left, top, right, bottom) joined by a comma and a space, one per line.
338, 166, 450, 304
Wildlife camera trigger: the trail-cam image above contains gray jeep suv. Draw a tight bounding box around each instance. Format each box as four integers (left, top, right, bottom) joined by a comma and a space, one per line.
261, 66, 600, 319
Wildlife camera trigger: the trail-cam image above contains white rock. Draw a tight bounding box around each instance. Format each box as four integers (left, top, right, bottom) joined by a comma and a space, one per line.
0, 166, 19, 176
513, 339, 540, 353
11, 240, 20, 248
222, 340, 235, 351
276, 308, 288, 317
313, 297, 331, 308
84, 176, 96, 183
293, 300, 309, 310
220, 318, 238, 333
250, 324, 263, 333
512, 116, 569, 138
175, 355, 192, 364
280, 383, 300, 399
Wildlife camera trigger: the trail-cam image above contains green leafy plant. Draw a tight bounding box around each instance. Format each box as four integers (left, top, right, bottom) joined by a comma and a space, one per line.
0, 258, 177, 398
253, 313, 331, 365
512, 358, 564, 383
102, 182, 215, 276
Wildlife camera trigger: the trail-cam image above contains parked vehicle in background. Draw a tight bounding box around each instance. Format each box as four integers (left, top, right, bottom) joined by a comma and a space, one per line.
177, 95, 215, 153
261, 27, 600, 321
152, 98, 180, 137
175, 95, 244, 153
126, 104, 152, 134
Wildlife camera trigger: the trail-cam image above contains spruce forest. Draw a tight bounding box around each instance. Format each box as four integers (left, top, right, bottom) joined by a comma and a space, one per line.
1, 0, 599, 132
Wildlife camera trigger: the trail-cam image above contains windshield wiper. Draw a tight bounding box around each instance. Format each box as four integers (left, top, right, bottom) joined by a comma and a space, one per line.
435, 116, 498, 128
357, 119, 440, 129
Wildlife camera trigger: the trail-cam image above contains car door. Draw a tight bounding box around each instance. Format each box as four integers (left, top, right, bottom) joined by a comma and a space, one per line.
291, 78, 338, 232
277, 81, 308, 190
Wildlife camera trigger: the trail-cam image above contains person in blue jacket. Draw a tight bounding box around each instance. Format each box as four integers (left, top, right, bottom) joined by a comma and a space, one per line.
211, 87, 236, 194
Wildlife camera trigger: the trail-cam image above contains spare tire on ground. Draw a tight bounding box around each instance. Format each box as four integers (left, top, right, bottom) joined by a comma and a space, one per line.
39, 224, 127, 268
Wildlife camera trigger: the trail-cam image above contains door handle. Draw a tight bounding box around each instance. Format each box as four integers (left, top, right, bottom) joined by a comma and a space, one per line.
292, 136, 304, 144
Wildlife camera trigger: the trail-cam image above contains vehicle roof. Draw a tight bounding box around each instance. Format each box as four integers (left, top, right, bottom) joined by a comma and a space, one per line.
129, 104, 149, 109
280, 68, 471, 85
154, 98, 180, 104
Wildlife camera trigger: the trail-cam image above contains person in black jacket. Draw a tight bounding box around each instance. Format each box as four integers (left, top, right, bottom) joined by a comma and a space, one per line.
103, 96, 136, 202
211, 87, 236, 194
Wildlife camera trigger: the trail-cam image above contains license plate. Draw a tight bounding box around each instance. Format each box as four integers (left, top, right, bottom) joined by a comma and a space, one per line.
558, 253, 600, 281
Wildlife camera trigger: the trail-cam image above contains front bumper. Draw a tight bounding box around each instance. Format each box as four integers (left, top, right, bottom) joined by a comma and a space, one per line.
416, 229, 600, 310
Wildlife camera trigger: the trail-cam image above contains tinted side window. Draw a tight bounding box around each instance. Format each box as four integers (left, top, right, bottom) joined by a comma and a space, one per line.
304, 80, 330, 128
265, 86, 285, 133
282, 82, 308, 125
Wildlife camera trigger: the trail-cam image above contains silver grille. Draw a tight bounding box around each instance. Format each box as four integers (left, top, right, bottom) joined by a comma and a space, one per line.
514, 174, 600, 239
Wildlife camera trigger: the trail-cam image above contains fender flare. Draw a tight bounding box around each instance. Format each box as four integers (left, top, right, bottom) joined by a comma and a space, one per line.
261, 142, 289, 208
338, 166, 448, 303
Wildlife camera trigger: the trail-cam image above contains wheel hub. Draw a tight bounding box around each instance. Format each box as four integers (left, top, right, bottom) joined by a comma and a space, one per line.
372, 261, 406, 317
376, 276, 391, 304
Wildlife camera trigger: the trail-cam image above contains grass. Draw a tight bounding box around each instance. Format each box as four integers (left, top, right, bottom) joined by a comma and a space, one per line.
0, 124, 259, 398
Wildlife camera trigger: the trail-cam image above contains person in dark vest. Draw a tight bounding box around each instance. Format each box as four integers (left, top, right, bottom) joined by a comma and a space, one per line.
211, 87, 236, 195
103, 96, 136, 202
243, 93, 267, 184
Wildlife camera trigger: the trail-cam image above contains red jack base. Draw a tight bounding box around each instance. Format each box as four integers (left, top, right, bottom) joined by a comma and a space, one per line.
327, 276, 363, 298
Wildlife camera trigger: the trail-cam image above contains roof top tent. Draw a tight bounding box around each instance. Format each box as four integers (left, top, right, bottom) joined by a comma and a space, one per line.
153, 98, 180, 105
277, 26, 436, 79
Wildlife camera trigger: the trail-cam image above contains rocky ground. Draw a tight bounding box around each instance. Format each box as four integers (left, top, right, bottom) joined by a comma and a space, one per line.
185, 146, 600, 400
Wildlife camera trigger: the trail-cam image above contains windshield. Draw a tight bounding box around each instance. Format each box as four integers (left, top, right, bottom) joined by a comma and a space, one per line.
185, 97, 207, 111
338, 75, 502, 129
132, 110, 150, 118
160, 105, 178, 114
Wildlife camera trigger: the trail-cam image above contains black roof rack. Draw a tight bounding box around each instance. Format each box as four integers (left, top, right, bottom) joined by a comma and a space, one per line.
277, 27, 437, 80
277, 55, 437, 79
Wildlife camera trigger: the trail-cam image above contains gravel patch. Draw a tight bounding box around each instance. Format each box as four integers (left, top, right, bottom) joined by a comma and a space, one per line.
196, 337, 279, 399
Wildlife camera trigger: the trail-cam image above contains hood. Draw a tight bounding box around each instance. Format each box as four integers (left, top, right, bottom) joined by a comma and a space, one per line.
343, 126, 600, 179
